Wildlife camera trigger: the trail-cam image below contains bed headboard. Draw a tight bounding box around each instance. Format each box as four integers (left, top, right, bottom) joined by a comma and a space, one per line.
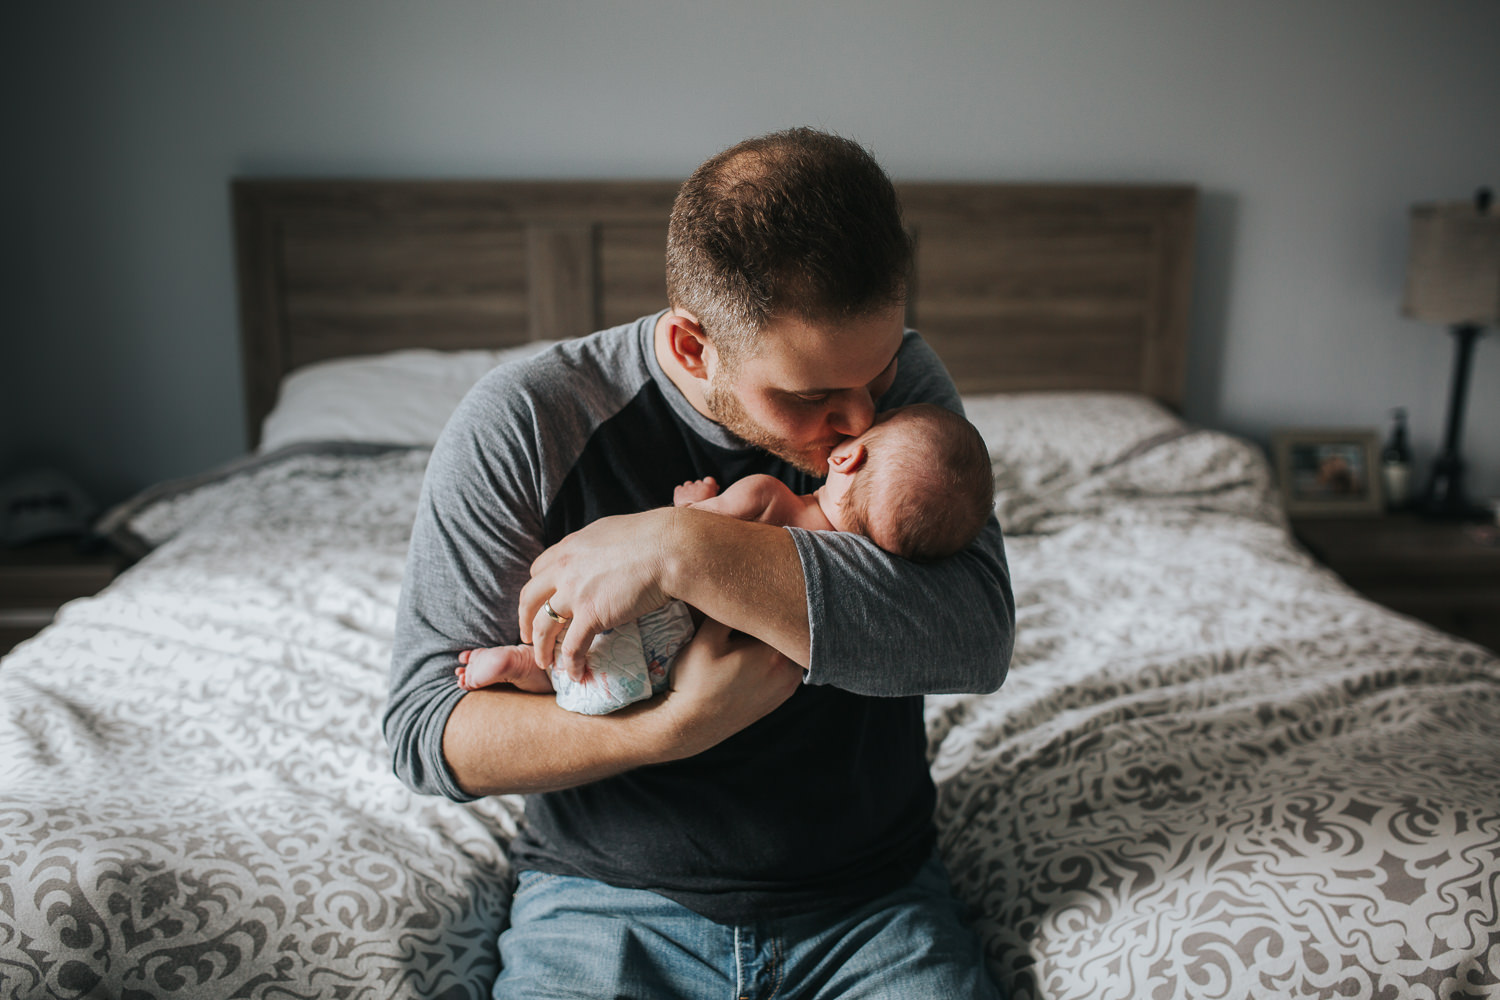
233, 179, 1196, 447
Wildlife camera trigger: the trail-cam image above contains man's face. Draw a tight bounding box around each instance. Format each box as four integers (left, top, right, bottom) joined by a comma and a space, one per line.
702, 306, 905, 476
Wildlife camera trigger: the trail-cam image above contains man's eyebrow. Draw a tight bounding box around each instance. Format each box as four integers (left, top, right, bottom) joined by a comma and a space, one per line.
789, 357, 898, 395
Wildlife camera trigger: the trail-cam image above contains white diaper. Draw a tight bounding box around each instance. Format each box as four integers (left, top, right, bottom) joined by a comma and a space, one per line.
549, 601, 696, 715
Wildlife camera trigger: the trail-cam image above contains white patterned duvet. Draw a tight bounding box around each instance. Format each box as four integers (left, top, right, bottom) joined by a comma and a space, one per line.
0, 412, 1496, 999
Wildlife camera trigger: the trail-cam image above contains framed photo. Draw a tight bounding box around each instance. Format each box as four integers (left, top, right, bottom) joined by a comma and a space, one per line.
1271, 429, 1384, 516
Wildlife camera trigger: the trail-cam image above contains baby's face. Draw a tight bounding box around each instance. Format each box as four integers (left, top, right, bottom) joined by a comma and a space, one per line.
815, 413, 911, 538
816, 403, 983, 560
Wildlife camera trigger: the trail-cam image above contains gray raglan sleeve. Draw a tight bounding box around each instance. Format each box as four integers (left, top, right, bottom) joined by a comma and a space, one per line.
382, 366, 552, 801
793, 333, 1015, 697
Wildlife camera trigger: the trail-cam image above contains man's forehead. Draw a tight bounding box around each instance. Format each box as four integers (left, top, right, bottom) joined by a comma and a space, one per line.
749, 310, 904, 386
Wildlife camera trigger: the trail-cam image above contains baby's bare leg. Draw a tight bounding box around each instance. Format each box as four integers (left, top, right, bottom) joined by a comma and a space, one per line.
455, 644, 556, 693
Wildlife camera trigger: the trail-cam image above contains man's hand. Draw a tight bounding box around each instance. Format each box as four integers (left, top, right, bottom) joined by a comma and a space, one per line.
444, 619, 802, 797
521, 505, 812, 684
658, 619, 803, 756
520, 508, 677, 682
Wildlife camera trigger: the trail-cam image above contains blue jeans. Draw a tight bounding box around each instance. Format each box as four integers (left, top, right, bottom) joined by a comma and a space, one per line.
492, 853, 1003, 999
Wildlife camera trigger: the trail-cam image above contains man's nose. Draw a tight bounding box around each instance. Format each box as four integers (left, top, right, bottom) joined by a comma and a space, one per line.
826, 390, 875, 437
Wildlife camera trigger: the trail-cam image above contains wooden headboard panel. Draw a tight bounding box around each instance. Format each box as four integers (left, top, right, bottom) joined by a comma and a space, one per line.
233, 179, 1195, 447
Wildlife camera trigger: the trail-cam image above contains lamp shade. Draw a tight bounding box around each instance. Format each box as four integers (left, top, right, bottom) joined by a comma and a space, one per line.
1403, 198, 1500, 326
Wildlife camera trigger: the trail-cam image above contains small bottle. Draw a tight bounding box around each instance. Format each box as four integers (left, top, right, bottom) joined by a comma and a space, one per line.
1381, 407, 1413, 511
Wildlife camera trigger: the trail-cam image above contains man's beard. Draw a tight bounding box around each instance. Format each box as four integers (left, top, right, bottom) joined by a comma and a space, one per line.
703, 375, 830, 476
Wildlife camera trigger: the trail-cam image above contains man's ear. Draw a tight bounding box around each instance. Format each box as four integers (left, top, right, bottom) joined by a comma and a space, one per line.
828, 441, 867, 473
665, 312, 713, 380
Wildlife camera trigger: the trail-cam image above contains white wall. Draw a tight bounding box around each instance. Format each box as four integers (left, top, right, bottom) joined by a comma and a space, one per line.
4, 0, 1498, 504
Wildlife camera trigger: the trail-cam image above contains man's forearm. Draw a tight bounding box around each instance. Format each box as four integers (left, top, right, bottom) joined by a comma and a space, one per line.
792, 519, 1014, 696
442, 617, 804, 797
661, 506, 812, 668
443, 687, 674, 796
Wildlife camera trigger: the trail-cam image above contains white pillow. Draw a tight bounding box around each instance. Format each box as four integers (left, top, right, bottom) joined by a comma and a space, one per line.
258, 342, 558, 452
959, 391, 1284, 535
961, 391, 1186, 523
962, 391, 1184, 479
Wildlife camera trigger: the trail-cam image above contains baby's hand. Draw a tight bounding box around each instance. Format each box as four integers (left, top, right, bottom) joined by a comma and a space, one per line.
674, 477, 720, 506
455, 645, 556, 693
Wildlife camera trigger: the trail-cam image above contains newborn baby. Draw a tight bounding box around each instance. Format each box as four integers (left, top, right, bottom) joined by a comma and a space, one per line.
455, 403, 994, 714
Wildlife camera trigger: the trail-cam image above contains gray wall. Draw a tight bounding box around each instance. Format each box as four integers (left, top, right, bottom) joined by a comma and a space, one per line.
5, 0, 1498, 505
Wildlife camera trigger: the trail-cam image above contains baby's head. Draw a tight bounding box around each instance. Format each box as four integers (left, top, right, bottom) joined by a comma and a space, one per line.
822, 403, 994, 562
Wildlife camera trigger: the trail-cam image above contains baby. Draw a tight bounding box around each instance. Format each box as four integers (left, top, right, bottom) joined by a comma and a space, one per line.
455, 402, 994, 714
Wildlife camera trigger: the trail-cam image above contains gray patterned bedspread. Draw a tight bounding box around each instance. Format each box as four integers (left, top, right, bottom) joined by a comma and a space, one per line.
1, 404, 1496, 999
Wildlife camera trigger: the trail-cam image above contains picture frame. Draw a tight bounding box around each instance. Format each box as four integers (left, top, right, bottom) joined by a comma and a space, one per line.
1270, 428, 1385, 517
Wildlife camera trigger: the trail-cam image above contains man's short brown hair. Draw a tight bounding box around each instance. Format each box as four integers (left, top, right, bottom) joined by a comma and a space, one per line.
666, 127, 913, 359
843, 404, 994, 563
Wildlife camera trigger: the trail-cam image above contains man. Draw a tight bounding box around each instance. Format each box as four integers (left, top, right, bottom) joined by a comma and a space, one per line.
385, 127, 1015, 997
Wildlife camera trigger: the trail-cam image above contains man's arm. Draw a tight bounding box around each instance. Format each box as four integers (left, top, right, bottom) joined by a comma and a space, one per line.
443, 618, 801, 796
519, 474, 816, 684
522, 499, 1011, 700
385, 348, 806, 801
517, 332, 1013, 700
522, 505, 813, 681
789, 516, 1013, 697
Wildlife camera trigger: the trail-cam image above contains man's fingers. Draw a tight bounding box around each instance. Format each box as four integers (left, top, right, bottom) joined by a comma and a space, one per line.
557, 622, 596, 682
517, 577, 547, 644
530, 603, 568, 669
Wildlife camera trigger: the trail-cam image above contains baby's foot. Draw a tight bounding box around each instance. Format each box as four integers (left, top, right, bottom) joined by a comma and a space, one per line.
456, 645, 555, 693
674, 476, 720, 506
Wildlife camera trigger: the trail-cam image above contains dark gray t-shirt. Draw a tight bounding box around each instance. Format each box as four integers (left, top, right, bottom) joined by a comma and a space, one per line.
384, 312, 1014, 923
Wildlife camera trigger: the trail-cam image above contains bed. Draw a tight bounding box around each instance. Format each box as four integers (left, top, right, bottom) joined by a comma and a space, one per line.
1, 179, 1496, 999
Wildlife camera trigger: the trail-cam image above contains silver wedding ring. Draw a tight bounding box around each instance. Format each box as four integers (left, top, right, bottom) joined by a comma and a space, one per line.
542, 599, 571, 626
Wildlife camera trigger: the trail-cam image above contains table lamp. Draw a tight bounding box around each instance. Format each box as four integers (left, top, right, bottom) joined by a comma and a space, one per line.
1402, 188, 1500, 519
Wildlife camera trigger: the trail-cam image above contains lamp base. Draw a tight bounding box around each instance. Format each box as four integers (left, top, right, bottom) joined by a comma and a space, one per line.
1420, 453, 1491, 521
1420, 323, 1489, 521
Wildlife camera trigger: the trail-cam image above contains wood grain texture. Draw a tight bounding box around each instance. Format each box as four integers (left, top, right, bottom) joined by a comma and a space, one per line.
233, 179, 1195, 447
898, 184, 1195, 401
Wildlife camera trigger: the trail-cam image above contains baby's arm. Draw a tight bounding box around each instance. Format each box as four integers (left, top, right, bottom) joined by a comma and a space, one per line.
674, 477, 722, 506
456, 644, 557, 693
674, 474, 812, 528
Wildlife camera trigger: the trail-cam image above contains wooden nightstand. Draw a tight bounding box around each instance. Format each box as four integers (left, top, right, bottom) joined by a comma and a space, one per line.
0, 538, 129, 656
1291, 512, 1500, 653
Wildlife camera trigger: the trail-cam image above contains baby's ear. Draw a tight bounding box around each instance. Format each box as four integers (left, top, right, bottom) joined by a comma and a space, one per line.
828, 441, 867, 473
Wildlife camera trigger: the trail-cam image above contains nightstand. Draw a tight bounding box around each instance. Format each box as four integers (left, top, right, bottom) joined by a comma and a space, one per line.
0, 538, 129, 656
1291, 512, 1500, 653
